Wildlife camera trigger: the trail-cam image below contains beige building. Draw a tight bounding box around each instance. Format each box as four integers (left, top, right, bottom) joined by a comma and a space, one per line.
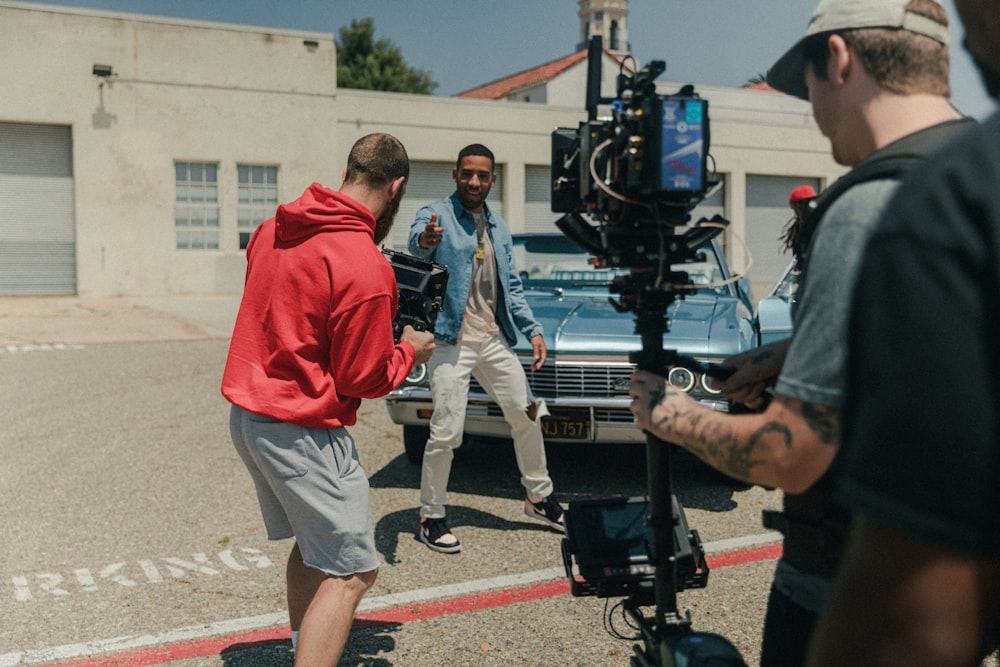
0, 1, 843, 298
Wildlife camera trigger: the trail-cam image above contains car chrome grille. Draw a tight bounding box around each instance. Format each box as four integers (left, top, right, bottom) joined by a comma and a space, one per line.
471, 361, 634, 399
484, 404, 635, 422
595, 407, 637, 423
526, 362, 633, 398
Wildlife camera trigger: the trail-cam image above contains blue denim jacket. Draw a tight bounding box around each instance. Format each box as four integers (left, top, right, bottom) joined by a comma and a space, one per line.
407, 192, 543, 347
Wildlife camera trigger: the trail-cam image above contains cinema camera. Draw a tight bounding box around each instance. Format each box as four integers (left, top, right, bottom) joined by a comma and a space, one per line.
553, 37, 747, 667
381, 248, 448, 343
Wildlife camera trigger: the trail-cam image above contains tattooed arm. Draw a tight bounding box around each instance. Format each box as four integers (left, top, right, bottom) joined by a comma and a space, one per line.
629, 369, 838, 492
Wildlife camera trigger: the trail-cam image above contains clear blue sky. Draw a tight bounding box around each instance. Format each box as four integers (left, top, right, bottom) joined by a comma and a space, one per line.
18, 0, 998, 118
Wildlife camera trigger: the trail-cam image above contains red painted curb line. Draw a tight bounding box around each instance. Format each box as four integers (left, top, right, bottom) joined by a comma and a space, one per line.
42, 542, 783, 666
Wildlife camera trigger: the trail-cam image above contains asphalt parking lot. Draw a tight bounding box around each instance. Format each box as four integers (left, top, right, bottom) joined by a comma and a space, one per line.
0, 295, 787, 666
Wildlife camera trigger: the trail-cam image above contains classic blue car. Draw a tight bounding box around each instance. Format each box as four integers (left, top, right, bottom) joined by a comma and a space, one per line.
386, 232, 774, 463
758, 260, 798, 347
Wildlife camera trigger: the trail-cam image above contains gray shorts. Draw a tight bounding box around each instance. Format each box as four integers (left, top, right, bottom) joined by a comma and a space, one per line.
229, 404, 379, 576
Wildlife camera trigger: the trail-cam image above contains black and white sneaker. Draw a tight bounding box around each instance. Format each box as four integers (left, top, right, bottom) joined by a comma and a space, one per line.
524, 496, 566, 533
419, 517, 462, 553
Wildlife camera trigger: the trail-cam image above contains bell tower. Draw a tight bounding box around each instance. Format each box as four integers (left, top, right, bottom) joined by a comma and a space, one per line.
578, 0, 629, 54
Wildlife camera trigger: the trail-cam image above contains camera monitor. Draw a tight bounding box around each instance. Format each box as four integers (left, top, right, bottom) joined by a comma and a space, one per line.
656, 96, 707, 194
562, 495, 707, 599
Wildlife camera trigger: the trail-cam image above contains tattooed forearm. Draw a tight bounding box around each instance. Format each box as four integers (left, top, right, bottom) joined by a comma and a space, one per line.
735, 422, 793, 476
801, 402, 840, 445
647, 383, 667, 413
639, 381, 837, 487
674, 410, 794, 483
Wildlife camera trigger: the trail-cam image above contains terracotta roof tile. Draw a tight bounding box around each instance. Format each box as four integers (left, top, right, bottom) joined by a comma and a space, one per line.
744, 81, 780, 93
455, 49, 628, 100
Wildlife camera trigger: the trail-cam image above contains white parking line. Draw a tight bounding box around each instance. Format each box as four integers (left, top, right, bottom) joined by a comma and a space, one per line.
1, 344, 86, 354
0, 532, 781, 666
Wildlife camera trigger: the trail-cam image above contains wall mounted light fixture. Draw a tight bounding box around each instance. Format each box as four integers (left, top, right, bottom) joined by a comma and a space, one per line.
91, 64, 117, 129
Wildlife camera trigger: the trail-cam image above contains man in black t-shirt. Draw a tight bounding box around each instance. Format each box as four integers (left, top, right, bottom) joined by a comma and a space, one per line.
629, 1, 968, 664
807, 1, 1000, 665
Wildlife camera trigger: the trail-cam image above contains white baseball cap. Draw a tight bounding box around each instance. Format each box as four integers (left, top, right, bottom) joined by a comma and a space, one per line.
766, 0, 950, 100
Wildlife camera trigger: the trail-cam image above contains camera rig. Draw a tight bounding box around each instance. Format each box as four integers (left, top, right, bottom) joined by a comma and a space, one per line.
381, 248, 449, 342
561, 495, 708, 602
553, 37, 746, 667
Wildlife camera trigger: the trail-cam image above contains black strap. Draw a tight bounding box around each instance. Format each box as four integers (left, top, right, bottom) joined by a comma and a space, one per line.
796, 153, 922, 272
797, 117, 976, 271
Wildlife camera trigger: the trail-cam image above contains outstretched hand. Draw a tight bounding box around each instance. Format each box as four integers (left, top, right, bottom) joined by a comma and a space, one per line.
419, 213, 444, 248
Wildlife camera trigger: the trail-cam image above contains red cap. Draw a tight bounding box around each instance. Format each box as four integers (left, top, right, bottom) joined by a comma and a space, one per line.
789, 185, 817, 204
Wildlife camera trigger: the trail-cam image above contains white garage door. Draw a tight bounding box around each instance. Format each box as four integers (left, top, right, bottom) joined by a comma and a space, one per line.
746, 174, 821, 297
0, 123, 76, 295
525, 164, 557, 234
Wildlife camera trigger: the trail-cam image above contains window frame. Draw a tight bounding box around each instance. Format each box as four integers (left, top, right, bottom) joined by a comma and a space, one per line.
174, 161, 220, 251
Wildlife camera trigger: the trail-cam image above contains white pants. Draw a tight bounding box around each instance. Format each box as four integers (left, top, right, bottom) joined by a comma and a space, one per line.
419, 336, 554, 519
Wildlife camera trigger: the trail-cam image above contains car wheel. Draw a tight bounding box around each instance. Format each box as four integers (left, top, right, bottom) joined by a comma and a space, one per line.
403, 425, 430, 464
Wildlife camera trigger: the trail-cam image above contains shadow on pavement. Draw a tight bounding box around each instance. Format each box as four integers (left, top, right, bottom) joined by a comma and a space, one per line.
221, 626, 398, 667
368, 436, 750, 510
373, 504, 557, 565
368, 436, 752, 565
221, 639, 293, 666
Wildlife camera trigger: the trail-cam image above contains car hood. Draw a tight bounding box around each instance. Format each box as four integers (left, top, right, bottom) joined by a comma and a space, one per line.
518, 289, 747, 357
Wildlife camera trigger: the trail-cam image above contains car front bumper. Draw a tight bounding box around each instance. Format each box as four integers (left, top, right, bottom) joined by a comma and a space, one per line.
384, 386, 730, 445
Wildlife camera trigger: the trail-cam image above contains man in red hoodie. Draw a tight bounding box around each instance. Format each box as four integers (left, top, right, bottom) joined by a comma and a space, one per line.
222, 133, 435, 666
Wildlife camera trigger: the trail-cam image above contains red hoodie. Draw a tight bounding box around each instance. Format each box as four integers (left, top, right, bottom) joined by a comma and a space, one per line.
221, 183, 415, 428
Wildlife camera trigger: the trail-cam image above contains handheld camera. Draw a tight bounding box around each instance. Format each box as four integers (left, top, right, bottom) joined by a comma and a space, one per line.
382, 248, 448, 342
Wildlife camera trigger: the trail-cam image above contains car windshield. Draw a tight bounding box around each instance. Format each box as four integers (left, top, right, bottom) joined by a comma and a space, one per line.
513, 234, 727, 292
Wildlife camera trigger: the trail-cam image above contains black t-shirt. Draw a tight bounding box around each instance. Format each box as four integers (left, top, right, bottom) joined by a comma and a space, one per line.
841, 112, 1000, 556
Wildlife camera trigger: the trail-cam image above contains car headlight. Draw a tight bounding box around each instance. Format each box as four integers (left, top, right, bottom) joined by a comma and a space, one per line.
667, 367, 696, 392
666, 366, 724, 396
406, 363, 428, 385
700, 373, 723, 395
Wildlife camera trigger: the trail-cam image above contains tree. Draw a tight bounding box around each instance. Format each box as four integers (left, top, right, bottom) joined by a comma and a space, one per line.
335, 18, 438, 94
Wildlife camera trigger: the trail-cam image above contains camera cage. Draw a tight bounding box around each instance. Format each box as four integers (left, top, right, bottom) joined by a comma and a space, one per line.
551, 38, 714, 235
381, 248, 449, 342
550, 36, 729, 322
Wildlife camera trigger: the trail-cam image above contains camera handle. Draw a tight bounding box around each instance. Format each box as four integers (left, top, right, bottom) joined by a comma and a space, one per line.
629, 308, 687, 623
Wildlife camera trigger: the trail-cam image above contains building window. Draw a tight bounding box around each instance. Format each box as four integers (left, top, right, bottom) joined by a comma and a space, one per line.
238, 165, 278, 249
174, 162, 219, 250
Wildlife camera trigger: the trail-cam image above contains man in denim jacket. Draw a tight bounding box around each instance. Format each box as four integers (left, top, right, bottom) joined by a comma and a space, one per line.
407, 143, 565, 553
